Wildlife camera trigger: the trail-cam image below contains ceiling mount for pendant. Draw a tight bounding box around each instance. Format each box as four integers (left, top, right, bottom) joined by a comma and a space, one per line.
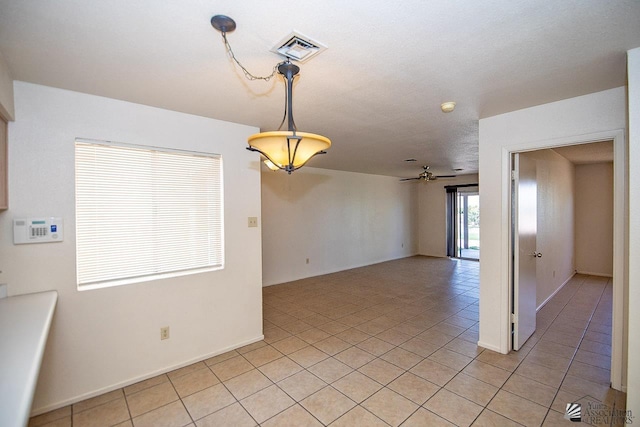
210, 15, 236, 34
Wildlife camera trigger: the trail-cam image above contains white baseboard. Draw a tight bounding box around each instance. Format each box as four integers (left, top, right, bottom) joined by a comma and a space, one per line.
31, 334, 265, 416
575, 270, 613, 278
536, 272, 576, 312
477, 340, 505, 354
262, 253, 420, 287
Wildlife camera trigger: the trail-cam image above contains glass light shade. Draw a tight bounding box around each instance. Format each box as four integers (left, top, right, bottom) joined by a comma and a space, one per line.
248, 131, 331, 170
263, 159, 279, 171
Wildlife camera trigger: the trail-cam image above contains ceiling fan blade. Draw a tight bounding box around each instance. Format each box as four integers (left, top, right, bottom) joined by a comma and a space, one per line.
399, 177, 420, 181
435, 175, 457, 178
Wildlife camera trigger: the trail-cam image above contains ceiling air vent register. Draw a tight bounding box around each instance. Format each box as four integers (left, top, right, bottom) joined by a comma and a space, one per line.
271, 31, 327, 63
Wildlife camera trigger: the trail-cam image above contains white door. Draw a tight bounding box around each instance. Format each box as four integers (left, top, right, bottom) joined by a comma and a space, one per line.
512, 153, 538, 350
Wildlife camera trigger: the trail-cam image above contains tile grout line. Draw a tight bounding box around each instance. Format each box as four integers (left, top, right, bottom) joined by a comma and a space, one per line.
220, 351, 268, 426
166, 366, 194, 426
121, 262, 477, 426
540, 276, 610, 425
260, 310, 473, 426
40, 261, 620, 427
461, 274, 593, 426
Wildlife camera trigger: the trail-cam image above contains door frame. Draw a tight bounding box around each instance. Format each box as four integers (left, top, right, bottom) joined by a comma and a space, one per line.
504, 129, 626, 391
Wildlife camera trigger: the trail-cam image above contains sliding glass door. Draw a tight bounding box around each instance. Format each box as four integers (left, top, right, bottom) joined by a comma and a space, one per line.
457, 191, 479, 259
446, 185, 480, 260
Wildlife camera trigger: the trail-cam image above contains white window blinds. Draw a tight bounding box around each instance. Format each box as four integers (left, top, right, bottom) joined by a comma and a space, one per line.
75, 140, 224, 289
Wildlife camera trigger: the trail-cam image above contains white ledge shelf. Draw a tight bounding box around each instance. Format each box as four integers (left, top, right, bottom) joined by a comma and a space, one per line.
0, 290, 58, 427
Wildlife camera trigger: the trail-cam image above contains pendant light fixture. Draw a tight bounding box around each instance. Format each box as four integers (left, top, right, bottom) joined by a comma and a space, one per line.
211, 15, 331, 174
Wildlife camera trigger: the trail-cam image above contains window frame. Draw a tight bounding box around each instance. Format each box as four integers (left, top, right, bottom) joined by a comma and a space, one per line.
75, 138, 225, 291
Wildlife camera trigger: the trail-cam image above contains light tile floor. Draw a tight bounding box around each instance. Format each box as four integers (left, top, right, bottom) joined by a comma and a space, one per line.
30, 256, 626, 427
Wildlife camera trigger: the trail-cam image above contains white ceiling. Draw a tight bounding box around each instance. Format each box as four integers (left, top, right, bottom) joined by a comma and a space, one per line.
552, 140, 614, 164
1, 0, 639, 178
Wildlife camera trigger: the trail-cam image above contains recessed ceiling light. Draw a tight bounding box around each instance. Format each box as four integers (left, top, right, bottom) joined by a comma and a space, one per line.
441, 101, 456, 113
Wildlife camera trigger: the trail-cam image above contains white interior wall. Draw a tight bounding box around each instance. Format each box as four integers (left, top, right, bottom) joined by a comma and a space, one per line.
261, 166, 417, 286
521, 150, 575, 308
417, 174, 479, 257
575, 162, 614, 276
626, 46, 640, 417
0, 82, 263, 413
478, 86, 626, 354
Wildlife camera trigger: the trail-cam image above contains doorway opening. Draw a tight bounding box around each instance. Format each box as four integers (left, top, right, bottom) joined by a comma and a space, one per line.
507, 137, 624, 391
446, 184, 479, 260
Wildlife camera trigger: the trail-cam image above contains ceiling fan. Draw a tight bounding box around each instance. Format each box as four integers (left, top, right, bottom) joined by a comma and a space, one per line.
400, 165, 456, 182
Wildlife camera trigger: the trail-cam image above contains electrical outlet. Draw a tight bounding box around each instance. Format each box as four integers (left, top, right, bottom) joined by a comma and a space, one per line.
248, 217, 258, 228
160, 326, 170, 340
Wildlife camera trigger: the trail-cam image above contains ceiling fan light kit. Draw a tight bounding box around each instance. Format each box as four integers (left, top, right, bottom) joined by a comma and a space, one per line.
211, 15, 331, 174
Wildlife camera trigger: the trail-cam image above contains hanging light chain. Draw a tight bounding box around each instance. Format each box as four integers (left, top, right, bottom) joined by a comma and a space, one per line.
219, 27, 292, 131
221, 32, 281, 81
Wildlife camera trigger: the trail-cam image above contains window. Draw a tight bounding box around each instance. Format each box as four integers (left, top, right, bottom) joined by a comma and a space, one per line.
75, 140, 224, 290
